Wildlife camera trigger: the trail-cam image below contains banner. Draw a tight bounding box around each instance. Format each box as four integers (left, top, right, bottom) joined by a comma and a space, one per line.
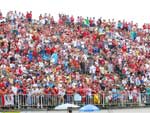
4, 94, 14, 106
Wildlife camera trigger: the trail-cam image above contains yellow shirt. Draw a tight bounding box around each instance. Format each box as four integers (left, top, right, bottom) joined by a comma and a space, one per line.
100, 67, 105, 74
136, 50, 139, 56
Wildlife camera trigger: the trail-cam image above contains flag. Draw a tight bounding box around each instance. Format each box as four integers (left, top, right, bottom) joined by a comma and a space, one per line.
4, 94, 14, 106
51, 53, 58, 64
93, 94, 100, 104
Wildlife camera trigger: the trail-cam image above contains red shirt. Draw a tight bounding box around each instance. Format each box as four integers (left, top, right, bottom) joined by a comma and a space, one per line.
15, 46, 20, 53
33, 49, 38, 57
122, 45, 127, 52
51, 87, 58, 95
16, 67, 23, 75
83, 31, 89, 37
45, 47, 51, 54
0, 82, 5, 88
79, 88, 86, 96
90, 19, 93, 25
28, 13, 32, 19
26, 13, 31, 19
148, 24, 150, 29
99, 59, 105, 66
54, 87, 59, 94
70, 16, 74, 23
44, 88, 50, 94
51, 47, 56, 53
66, 87, 74, 95
23, 87, 27, 94
92, 34, 97, 40
32, 35, 39, 41
59, 19, 63, 25
96, 66, 100, 73
143, 24, 146, 29
92, 88, 98, 94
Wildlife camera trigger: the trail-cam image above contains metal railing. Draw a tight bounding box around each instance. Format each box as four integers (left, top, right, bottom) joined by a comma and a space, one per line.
0, 92, 150, 109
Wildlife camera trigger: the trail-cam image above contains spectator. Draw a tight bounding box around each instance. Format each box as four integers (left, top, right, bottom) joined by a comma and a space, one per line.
0, 10, 150, 108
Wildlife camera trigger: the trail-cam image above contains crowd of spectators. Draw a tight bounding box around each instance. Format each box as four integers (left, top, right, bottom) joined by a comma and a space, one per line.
0, 10, 150, 105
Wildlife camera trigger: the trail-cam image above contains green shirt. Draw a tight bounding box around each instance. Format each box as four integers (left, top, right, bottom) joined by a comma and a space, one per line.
146, 87, 150, 95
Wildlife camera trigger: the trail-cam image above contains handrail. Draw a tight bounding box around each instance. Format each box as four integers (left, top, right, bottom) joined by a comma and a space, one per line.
0, 92, 150, 109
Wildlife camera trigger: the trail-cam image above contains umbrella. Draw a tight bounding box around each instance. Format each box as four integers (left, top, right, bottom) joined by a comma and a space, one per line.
79, 104, 100, 112
55, 103, 80, 110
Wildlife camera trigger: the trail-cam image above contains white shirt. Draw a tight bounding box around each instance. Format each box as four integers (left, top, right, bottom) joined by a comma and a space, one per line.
72, 40, 77, 47
12, 86, 18, 95
136, 36, 141, 42
89, 65, 96, 74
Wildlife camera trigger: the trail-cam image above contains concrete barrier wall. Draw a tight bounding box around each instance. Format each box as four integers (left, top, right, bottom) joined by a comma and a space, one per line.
14, 108, 150, 113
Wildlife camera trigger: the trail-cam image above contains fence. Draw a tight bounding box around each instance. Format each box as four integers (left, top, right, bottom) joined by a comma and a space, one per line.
0, 92, 150, 109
